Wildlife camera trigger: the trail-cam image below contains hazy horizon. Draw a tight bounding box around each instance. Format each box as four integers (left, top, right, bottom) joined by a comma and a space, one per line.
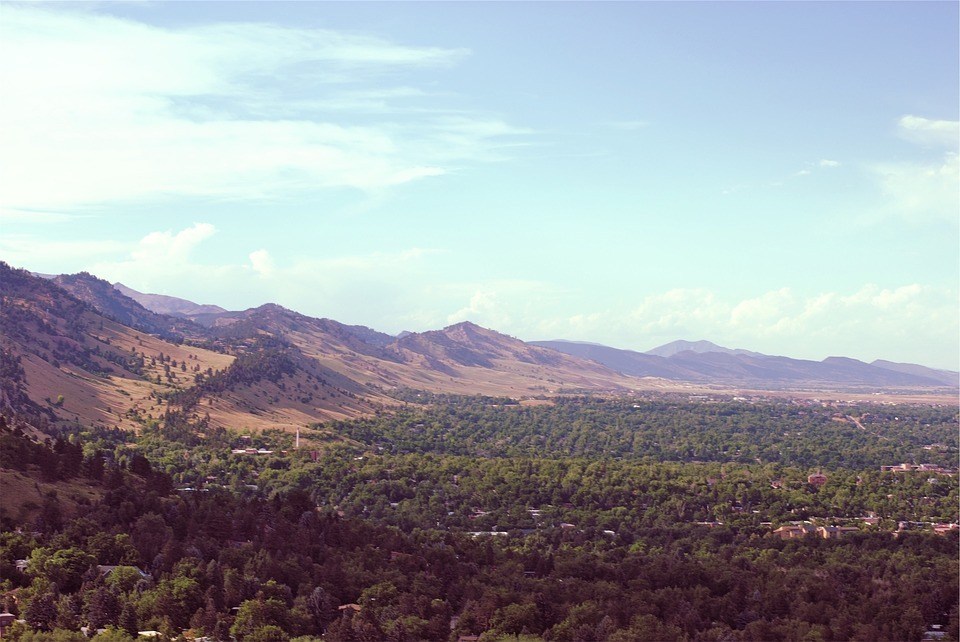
1, 2, 957, 370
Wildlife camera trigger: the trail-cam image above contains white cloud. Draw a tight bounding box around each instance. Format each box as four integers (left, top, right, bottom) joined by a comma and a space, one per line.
729, 288, 794, 330
873, 152, 959, 224
0, 210, 77, 224
431, 279, 563, 334
447, 290, 507, 326
716, 284, 954, 365
249, 249, 274, 276
0, 6, 523, 216
86, 223, 231, 293
897, 115, 960, 148
819, 159, 840, 168
861, 115, 960, 225
130, 223, 216, 264
84, 227, 451, 321
519, 284, 957, 368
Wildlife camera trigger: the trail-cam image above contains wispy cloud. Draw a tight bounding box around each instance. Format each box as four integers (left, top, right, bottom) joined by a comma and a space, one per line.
76, 223, 449, 320
0, 6, 525, 216
873, 152, 959, 224
728, 157, 842, 191
0, 235, 129, 266
867, 115, 960, 225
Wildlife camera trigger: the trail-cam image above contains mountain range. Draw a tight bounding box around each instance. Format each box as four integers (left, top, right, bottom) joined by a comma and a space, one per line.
102, 281, 959, 388
2, 263, 955, 437
531, 340, 958, 388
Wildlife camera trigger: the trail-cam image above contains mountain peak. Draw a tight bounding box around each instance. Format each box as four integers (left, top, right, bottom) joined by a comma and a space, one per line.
251, 302, 292, 315
444, 320, 484, 332
646, 339, 736, 358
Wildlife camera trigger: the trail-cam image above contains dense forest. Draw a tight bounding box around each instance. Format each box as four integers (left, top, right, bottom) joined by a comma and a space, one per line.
1, 396, 958, 641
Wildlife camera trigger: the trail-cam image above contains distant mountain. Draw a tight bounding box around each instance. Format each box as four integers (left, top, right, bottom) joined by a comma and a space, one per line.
395, 322, 562, 369
645, 339, 761, 358
116, 284, 633, 394
114, 282, 227, 317
871, 360, 960, 387
114, 284, 398, 351
529, 341, 685, 379
36, 270, 638, 412
381, 322, 634, 395
535, 338, 957, 389
52, 272, 204, 340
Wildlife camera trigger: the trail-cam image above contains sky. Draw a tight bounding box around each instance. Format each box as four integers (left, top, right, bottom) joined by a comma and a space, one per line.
1, 1, 958, 370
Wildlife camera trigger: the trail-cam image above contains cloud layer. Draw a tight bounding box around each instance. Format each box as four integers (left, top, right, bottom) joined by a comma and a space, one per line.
0, 6, 522, 217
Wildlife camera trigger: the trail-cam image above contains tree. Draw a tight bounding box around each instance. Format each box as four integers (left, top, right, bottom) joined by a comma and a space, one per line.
131, 513, 171, 564
24, 590, 58, 631
104, 566, 146, 594
119, 602, 138, 639
129, 454, 152, 478
246, 625, 290, 642
90, 628, 136, 642
31, 548, 95, 593
231, 598, 289, 641
86, 585, 120, 630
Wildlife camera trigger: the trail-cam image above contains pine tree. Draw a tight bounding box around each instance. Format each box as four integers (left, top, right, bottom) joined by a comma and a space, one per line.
119, 601, 138, 638
86, 585, 120, 630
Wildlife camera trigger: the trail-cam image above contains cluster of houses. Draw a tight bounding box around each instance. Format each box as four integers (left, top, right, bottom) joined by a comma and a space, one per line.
772, 522, 861, 540
881, 463, 955, 475
229, 447, 274, 455
771, 519, 959, 540
896, 521, 960, 537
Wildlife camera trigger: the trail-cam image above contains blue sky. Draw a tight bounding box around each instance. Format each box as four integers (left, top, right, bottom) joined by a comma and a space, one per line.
1, 1, 957, 369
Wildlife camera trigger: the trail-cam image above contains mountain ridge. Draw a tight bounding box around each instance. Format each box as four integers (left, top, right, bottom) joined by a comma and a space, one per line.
2, 266, 646, 437
112, 280, 955, 378
3, 264, 954, 440
105, 279, 959, 388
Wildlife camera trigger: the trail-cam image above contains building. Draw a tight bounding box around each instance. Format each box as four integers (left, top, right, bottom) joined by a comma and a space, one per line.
932, 523, 959, 536
97, 565, 150, 580
807, 471, 828, 487
923, 624, 947, 640
772, 522, 818, 539
818, 525, 860, 539
881, 463, 955, 475
0, 613, 18, 638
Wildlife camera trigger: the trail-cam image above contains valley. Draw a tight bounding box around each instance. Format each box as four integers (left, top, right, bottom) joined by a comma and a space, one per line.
1, 262, 957, 642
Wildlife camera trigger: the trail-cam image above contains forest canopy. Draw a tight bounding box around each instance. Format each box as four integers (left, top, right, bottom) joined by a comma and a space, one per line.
1, 396, 957, 641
